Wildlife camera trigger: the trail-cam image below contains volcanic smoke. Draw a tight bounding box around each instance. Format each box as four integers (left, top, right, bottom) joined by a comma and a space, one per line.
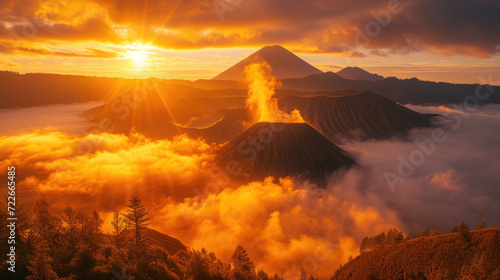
244, 62, 304, 123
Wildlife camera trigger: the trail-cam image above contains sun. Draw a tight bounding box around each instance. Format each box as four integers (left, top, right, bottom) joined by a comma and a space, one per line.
128, 50, 149, 66
125, 42, 152, 67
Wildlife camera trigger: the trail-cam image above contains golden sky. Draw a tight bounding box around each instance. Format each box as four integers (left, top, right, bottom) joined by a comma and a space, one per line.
1, 0, 499, 83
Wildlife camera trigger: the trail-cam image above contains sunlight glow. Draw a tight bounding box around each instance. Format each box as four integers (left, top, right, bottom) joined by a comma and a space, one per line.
128, 50, 149, 66
125, 42, 153, 67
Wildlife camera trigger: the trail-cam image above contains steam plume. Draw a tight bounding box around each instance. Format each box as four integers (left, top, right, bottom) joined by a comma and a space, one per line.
244, 62, 304, 123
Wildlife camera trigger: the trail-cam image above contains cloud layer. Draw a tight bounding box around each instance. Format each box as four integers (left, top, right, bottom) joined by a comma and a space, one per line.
1, 104, 500, 279
1, 0, 499, 58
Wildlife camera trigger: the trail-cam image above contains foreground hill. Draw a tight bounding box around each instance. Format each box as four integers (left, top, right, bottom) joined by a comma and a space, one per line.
212, 45, 323, 80
216, 122, 356, 180
332, 228, 500, 280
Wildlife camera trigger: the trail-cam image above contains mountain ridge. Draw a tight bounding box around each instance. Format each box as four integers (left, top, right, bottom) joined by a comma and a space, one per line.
337, 66, 384, 81
332, 228, 500, 280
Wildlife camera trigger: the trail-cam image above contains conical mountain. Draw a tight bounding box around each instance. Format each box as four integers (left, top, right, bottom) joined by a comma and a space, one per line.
216, 122, 355, 180
212, 45, 323, 80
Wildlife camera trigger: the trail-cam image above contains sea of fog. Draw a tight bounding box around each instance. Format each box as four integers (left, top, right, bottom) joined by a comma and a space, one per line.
1, 102, 499, 279
0, 101, 104, 136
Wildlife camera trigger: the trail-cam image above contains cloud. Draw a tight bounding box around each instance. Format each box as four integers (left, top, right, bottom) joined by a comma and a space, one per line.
342, 104, 500, 234
0, 55, 19, 67
151, 176, 403, 279
0, 102, 100, 136
1, 104, 500, 279
0, 131, 217, 214
1, 0, 499, 58
0, 42, 119, 58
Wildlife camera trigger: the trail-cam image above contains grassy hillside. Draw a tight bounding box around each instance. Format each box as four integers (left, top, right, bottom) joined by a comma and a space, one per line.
332, 228, 500, 280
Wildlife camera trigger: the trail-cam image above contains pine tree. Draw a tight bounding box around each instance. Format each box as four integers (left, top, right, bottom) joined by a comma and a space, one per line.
430, 225, 440, 236
230, 245, 256, 280
360, 236, 368, 253
419, 227, 430, 237
75, 212, 90, 242
26, 241, 66, 280
111, 211, 127, 250
62, 207, 77, 245
257, 269, 270, 280
477, 214, 486, 230
385, 228, 404, 245
477, 221, 486, 230
88, 210, 103, 247
123, 196, 150, 253
32, 197, 61, 247
90, 210, 103, 236
458, 223, 471, 243
186, 249, 211, 280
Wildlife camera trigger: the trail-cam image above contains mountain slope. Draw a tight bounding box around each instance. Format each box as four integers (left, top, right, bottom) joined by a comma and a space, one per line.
282, 73, 500, 105
278, 90, 435, 140
332, 228, 500, 280
212, 45, 323, 80
337, 66, 384, 81
86, 87, 436, 143
216, 122, 356, 180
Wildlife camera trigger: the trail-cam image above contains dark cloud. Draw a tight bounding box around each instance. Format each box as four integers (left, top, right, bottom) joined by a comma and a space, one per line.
342, 104, 500, 234
357, 0, 500, 57
0, 17, 118, 42
0, 1, 499, 59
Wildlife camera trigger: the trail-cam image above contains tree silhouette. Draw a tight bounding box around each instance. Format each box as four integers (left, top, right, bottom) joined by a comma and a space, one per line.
453, 223, 471, 244
32, 197, 61, 247
430, 225, 440, 236
111, 211, 127, 250
186, 249, 211, 280
477, 214, 486, 230
62, 207, 78, 246
26, 241, 68, 280
419, 227, 430, 237
229, 245, 255, 280
123, 196, 150, 253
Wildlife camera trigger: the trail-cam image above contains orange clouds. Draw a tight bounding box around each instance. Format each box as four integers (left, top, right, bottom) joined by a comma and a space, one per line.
429, 170, 464, 191
152, 177, 403, 279
1, 0, 499, 58
3, 104, 500, 279
0, 128, 406, 279
0, 131, 217, 211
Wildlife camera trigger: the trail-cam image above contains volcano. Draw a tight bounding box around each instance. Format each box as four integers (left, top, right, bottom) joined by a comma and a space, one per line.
216, 122, 356, 180
212, 45, 323, 80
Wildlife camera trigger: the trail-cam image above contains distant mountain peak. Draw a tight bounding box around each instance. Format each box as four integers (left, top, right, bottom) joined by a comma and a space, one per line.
337, 66, 384, 81
259, 45, 288, 51
212, 45, 323, 81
